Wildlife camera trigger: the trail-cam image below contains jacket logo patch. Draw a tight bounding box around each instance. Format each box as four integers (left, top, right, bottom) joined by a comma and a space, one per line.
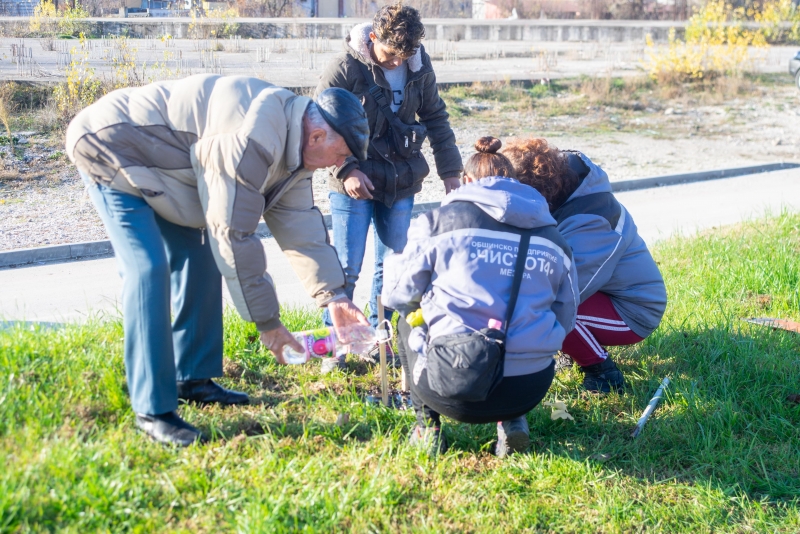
469, 240, 558, 278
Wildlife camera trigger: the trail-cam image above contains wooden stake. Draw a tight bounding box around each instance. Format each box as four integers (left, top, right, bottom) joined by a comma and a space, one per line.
377, 296, 389, 407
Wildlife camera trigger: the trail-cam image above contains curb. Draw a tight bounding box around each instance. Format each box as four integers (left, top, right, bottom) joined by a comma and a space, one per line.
1, 162, 797, 269
0, 240, 113, 269
609, 162, 799, 192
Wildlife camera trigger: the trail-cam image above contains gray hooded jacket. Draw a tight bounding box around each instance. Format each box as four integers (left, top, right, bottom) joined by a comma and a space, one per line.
383, 176, 579, 377
554, 152, 667, 338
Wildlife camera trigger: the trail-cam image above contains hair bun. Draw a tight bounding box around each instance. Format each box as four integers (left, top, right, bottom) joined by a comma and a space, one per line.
474, 136, 502, 154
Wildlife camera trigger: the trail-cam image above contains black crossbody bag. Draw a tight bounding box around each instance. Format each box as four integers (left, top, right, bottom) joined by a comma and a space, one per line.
426, 231, 531, 403
357, 61, 427, 160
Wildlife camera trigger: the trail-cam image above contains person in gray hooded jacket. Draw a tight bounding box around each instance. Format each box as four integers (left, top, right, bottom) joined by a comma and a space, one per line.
504, 138, 667, 394
383, 138, 578, 456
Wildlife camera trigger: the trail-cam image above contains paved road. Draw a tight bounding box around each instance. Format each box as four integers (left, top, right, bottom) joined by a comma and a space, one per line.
1, 167, 799, 325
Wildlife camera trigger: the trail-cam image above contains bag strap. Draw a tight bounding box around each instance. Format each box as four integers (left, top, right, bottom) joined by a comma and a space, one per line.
356, 60, 398, 125
503, 231, 531, 334
422, 228, 531, 341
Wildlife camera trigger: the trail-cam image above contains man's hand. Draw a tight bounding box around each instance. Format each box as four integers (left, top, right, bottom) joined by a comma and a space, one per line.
260, 324, 304, 365
344, 169, 375, 200
442, 177, 462, 194
328, 298, 370, 334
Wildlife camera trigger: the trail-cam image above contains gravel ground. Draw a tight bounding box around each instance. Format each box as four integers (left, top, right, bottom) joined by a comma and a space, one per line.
1, 78, 798, 251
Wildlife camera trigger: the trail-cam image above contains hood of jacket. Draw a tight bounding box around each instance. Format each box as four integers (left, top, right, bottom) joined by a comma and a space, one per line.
346, 22, 423, 73
441, 176, 556, 229
565, 152, 612, 201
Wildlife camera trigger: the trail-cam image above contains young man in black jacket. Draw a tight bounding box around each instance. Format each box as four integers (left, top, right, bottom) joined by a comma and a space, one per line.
315, 3, 463, 371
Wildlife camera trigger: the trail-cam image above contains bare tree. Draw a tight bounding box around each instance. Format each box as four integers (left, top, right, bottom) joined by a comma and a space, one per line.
236, 0, 297, 17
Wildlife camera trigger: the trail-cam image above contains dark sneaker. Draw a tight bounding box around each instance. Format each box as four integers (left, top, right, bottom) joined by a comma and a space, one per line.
581, 357, 625, 394
362, 343, 401, 368
409, 425, 448, 456
495, 416, 530, 457
177, 379, 249, 406
555, 352, 574, 373
135, 411, 205, 447
320, 356, 347, 374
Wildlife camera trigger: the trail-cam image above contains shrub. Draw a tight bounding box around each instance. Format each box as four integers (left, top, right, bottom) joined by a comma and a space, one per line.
753, 0, 800, 44
52, 34, 102, 120
29, 0, 91, 38
643, 0, 788, 84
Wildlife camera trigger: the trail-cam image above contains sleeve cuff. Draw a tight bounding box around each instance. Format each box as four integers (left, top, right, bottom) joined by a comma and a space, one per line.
334, 160, 360, 181
316, 288, 348, 307
256, 316, 283, 332
439, 172, 461, 180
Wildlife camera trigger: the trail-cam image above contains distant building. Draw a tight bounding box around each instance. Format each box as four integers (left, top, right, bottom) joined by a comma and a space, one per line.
472, 0, 694, 20
140, 0, 190, 9
0, 0, 38, 16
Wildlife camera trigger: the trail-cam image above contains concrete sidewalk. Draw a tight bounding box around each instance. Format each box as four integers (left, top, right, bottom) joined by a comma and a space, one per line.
1, 167, 799, 324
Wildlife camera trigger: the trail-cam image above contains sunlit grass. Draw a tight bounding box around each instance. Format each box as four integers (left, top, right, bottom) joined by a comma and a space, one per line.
1, 213, 799, 531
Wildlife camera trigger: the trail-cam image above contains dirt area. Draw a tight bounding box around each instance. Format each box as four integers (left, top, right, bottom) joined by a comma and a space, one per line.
0, 72, 798, 251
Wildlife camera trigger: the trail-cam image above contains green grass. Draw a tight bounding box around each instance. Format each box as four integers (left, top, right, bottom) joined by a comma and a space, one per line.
2, 213, 800, 532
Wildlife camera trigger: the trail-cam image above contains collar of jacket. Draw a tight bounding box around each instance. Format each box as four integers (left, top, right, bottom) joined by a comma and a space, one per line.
346, 22, 427, 84
284, 95, 312, 172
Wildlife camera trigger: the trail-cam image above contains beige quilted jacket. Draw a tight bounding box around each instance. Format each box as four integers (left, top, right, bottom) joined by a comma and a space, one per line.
66, 74, 345, 332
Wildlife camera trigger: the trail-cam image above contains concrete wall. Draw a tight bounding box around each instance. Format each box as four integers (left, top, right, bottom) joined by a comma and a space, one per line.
0, 16, 686, 42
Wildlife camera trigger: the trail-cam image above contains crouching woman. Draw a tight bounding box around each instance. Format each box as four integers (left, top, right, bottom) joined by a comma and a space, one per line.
503, 138, 667, 394
382, 137, 578, 456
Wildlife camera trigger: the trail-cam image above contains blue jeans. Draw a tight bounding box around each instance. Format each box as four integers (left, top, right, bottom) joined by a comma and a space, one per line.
81, 172, 223, 415
322, 192, 414, 327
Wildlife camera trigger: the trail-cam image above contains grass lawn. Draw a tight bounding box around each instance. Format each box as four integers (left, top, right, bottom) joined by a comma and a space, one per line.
2, 213, 800, 532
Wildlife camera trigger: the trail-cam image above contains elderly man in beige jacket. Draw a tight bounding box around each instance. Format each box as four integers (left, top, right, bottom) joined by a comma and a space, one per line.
66, 74, 371, 446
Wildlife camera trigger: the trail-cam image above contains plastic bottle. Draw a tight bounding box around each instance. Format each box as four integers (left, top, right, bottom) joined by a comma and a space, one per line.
282, 323, 392, 365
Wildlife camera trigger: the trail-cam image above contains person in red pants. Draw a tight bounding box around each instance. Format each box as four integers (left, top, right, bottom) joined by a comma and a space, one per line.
504, 138, 667, 393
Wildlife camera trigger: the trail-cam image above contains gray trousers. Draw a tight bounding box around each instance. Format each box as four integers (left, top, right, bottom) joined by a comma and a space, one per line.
82, 172, 223, 415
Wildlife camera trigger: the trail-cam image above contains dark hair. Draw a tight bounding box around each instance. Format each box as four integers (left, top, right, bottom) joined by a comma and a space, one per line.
463, 136, 516, 180
372, 3, 425, 56
502, 138, 579, 212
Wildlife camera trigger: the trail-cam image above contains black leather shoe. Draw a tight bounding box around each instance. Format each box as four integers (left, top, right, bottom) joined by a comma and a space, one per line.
135, 411, 204, 447
177, 379, 249, 406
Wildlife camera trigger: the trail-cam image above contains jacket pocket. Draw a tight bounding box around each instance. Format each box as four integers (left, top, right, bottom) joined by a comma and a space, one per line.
359, 158, 395, 194
394, 153, 430, 192
122, 166, 206, 228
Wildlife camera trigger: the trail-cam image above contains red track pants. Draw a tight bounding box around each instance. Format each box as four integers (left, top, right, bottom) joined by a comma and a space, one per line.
561, 292, 644, 367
